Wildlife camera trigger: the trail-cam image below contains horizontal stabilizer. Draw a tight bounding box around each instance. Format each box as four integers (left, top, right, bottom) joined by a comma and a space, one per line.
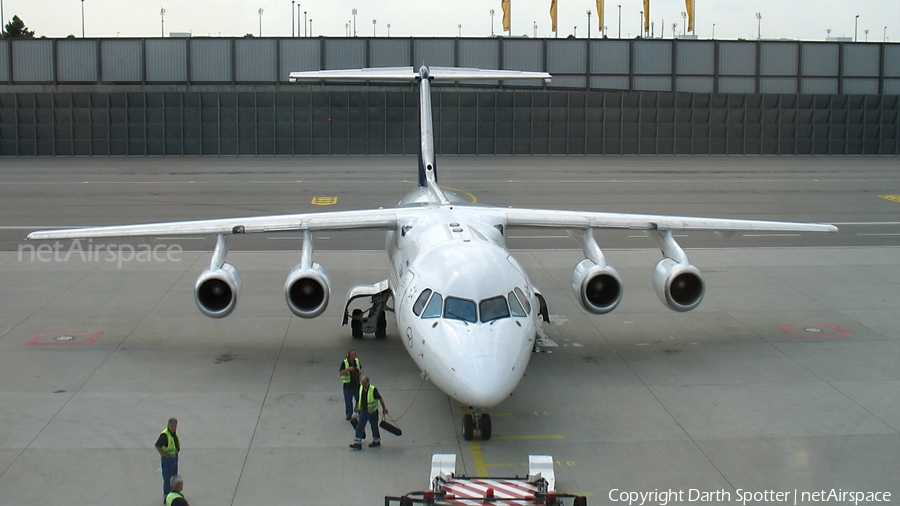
290, 66, 551, 83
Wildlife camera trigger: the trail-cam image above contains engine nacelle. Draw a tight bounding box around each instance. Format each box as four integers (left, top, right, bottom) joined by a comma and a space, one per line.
571, 258, 624, 314
194, 263, 241, 318
285, 262, 330, 318
651, 258, 705, 312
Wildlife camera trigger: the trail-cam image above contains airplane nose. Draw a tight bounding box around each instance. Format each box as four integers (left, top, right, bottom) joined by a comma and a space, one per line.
453, 354, 523, 408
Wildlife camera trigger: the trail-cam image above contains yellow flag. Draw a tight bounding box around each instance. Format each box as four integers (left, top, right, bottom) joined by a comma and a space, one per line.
596, 0, 604, 33
550, 0, 557, 33
501, 0, 511, 32
685, 0, 694, 32
643, 0, 649, 35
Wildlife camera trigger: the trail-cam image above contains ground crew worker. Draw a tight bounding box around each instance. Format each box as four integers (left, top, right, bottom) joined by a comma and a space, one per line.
350, 375, 388, 450
339, 350, 363, 420
165, 475, 190, 506
154, 418, 180, 501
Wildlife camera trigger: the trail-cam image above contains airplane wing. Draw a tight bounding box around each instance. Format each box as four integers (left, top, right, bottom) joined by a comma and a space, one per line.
502, 208, 838, 233
26, 208, 403, 240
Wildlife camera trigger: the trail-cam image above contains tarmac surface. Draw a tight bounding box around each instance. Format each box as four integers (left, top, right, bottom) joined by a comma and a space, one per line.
0, 155, 898, 505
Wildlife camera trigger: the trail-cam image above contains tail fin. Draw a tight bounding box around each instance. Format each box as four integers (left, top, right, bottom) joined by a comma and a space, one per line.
289, 66, 551, 198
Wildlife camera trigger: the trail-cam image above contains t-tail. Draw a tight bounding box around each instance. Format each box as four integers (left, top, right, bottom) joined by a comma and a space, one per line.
289, 66, 551, 201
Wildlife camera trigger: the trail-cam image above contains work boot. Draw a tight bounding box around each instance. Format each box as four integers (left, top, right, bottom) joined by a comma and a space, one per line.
349, 443, 362, 450
369, 441, 381, 448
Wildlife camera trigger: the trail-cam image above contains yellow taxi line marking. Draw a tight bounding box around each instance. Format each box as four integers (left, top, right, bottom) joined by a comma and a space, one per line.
469, 440, 488, 477
492, 434, 566, 440
879, 195, 900, 203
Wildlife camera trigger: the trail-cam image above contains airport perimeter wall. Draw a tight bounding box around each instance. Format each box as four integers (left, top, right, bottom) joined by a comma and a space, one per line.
1, 37, 899, 156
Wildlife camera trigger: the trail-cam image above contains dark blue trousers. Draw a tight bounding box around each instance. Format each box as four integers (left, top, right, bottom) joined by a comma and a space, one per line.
161, 456, 179, 498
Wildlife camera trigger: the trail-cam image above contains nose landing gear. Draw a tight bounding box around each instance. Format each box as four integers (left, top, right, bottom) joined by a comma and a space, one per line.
462, 409, 492, 441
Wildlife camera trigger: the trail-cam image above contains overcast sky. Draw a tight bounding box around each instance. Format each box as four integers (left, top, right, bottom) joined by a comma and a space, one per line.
3, 0, 899, 42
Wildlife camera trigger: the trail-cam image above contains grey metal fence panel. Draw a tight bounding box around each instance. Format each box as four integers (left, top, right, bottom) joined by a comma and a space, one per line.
760, 78, 798, 94
324, 39, 366, 69
718, 77, 755, 93
676, 42, 713, 75
0, 40, 8, 82
547, 40, 586, 73
549, 76, 587, 88
503, 39, 543, 71
633, 76, 671, 91
801, 77, 838, 94
718, 43, 755, 75
191, 39, 232, 82
885, 45, 900, 77
236, 39, 277, 82
760, 43, 798, 76
884, 79, 900, 94
101, 40, 142, 82
458, 39, 499, 69
12, 39, 53, 82
590, 75, 629, 90
842, 44, 879, 77
413, 39, 455, 67
370, 39, 411, 68
590, 40, 629, 74
842, 78, 878, 94
57, 40, 98, 82
280, 39, 321, 79
801, 43, 838, 76
676, 76, 714, 93
146, 39, 187, 82
633, 40, 671, 75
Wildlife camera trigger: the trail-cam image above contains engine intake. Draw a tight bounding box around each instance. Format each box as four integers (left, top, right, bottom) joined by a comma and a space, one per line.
285, 262, 330, 318
571, 258, 623, 314
651, 258, 705, 312
194, 263, 241, 318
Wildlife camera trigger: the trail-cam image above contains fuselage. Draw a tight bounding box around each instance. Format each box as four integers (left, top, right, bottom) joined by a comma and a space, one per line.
385, 188, 538, 409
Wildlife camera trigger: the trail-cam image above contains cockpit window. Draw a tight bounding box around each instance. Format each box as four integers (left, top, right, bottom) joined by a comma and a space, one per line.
422, 292, 443, 319
507, 291, 526, 317
444, 297, 477, 323
480, 296, 511, 323
412, 289, 432, 316
514, 287, 531, 314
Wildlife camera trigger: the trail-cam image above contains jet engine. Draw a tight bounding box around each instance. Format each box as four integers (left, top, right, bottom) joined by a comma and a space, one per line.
285, 262, 330, 318
651, 257, 705, 312
571, 258, 623, 314
194, 263, 241, 318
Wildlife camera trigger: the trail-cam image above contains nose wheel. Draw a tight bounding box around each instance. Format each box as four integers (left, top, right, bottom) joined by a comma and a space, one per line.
462, 410, 492, 441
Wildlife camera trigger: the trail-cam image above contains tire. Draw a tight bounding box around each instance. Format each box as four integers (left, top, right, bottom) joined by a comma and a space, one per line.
462, 414, 474, 441
351, 309, 363, 339
375, 310, 387, 339
479, 413, 492, 440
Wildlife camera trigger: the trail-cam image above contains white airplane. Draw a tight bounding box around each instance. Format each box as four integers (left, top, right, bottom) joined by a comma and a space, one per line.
28, 66, 837, 441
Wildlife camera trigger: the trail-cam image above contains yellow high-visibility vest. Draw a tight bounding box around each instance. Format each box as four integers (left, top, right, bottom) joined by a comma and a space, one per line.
357, 385, 379, 412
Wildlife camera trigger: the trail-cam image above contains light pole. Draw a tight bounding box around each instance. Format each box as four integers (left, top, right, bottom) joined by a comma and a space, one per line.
81, 0, 85, 38
534, 21, 537, 38
826, 28, 831, 40
373, 19, 376, 37
291, 1, 295, 37
672, 23, 676, 39
387, 23, 390, 37
755, 12, 761, 40
865, 29, 869, 42
304, 11, 308, 36
297, 5, 301, 36
639, 11, 643, 38
574, 26, 577, 37
309, 18, 312, 36
587, 10, 591, 38
681, 11, 687, 36
855, 15, 859, 42
345, 23, 349, 36
352, 8, 357, 37
160, 7, 165, 37
885, 26, 888, 43
458, 24, 461, 37
617, 5, 621, 39
490, 9, 495, 36
258, 8, 263, 37
712, 23, 715, 40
